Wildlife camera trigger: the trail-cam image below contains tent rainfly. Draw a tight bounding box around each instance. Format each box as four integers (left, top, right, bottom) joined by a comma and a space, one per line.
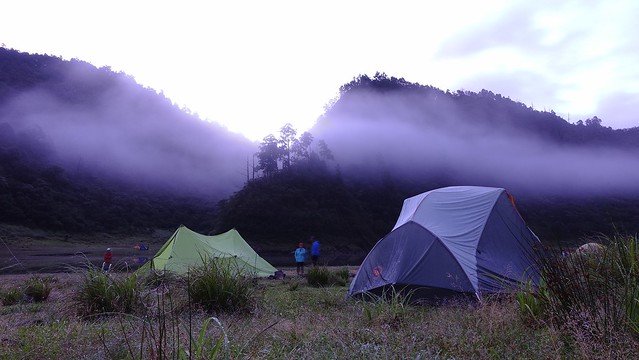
141, 225, 278, 277
348, 186, 540, 302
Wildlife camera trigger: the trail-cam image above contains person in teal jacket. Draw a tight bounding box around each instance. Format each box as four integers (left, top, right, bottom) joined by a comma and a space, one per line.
293, 242, 307, 276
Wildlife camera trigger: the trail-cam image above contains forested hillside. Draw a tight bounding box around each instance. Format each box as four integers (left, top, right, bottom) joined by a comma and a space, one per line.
312, 73, 639, 197
0, 47, 255, 233
323, 73, 639, 148
213, 73, 639, 260
311, 73, 639, 245
2, 50, 638, 257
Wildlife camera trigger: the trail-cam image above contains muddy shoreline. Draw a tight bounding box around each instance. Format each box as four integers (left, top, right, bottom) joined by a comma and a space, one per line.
1, 224, 367, 274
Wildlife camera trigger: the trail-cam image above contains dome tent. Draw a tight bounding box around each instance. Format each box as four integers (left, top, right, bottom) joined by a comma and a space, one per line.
140, 225, 278, 277
348, 186, 540, 303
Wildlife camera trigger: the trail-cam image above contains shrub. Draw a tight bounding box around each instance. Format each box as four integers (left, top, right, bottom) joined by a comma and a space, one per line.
307, 266, 331, 287
287, 280, 300, 291
23, 276, 53, 302
75, 268, 112, 315
332, 267, 351, 286
515, 278, 549, 325
188, 258, 256, 314
1, 287, 23, 306
334, 267, 350, 280
307, 266, 350, 287
74, 267, 146, 316
523, 233, 639, 353
360, 286, 414, 328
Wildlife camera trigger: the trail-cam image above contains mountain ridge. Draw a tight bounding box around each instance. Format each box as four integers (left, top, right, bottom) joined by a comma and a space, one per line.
311, 72, 639, 198
1, 47, 257, 199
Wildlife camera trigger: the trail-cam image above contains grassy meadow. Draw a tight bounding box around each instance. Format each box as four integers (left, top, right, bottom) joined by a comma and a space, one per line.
0, 270, 559, 360
2, 233, 639, 359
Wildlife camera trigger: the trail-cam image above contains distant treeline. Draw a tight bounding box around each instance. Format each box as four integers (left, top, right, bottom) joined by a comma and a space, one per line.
0, 129, 216, 233
330, 72, 639, 148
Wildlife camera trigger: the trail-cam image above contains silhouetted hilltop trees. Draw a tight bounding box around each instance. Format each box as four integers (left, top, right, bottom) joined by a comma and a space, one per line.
313, 72, 639, 196
212, 157, 411, 265
326, 72, 638, 148
0, 47, 121, 106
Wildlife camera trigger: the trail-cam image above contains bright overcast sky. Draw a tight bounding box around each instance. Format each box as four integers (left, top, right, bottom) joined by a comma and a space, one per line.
2, 0, 638, 141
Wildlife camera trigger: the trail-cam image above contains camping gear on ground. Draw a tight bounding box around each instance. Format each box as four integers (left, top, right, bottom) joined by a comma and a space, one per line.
140, 225, 278, 277
269, 270, 286, 280
348, 186, 540, 303
132, 256, 148, 264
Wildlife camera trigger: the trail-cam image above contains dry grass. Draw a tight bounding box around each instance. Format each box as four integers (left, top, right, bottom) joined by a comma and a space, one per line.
1, 268, 617, 359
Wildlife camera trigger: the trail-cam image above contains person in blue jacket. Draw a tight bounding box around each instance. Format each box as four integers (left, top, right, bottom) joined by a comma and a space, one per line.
293, 242, 307, 276
310, 236, 320, 266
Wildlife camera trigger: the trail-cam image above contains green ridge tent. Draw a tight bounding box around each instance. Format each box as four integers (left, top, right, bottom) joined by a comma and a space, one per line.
141, 225, 278, 277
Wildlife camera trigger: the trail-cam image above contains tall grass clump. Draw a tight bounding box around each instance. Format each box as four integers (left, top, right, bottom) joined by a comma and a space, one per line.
307, 266, 350, 287
515, 278, 550, 326
360, 286, 415, 328
188, 258, 256, 314
23, 275, 54, 302
307, 266, 331, 286
74, 266, 146, 316
334, 267, 351, 283
97, 281, 231, 360
522, 233, 639, 354
114, 314, 229, 360
1, 287, 23, 306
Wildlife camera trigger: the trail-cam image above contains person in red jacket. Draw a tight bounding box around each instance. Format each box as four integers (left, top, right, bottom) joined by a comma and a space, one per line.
102, 248, 112, 271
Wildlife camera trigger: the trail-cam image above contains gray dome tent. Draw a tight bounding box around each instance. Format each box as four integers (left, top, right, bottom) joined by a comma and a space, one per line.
348, 186, 540, 303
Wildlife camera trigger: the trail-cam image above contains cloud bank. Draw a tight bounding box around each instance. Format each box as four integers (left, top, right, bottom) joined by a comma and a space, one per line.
313, 89, 639, 197
1, 78, 257, 198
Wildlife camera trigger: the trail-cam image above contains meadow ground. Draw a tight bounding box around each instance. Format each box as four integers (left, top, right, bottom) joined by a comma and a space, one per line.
3, 225, 639, 359
1, 265, 625, 360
